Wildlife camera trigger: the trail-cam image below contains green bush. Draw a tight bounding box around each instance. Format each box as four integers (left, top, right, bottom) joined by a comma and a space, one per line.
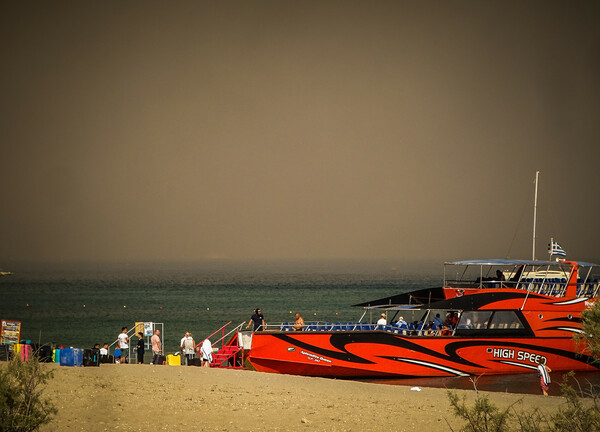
447, 390, 514, 432
0, 354, 57, 432
447, 373, 600, 432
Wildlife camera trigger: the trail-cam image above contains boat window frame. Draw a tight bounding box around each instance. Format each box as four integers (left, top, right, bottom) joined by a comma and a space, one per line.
454, 310, 533, 337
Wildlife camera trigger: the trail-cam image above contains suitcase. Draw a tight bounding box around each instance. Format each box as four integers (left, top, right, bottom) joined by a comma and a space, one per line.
53, 348, 61, 363
167, 354, 181, 366
0, 344, 10, 361
20, 344, 31, 361
60, 348, 83, 366
156, 355, 166, 365
60, 348, 75, 366
192, 358, 203, 366
38, 345, 53, 363
74, 348, 83, 366
100, 354, 114, 363
83, 348, 100, 367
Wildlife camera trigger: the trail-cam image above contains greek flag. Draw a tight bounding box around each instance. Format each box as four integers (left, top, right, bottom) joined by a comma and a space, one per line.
549, 241, 566, 257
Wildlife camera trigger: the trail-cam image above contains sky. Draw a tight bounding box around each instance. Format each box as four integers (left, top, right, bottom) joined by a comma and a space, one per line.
1, 1, 599, 265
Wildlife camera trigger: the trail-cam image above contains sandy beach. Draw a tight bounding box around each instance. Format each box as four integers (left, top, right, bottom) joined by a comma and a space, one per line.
36, 363, 568, 431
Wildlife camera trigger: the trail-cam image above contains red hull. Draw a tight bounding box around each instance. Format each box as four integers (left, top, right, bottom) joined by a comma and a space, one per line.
247, 331, 597, 377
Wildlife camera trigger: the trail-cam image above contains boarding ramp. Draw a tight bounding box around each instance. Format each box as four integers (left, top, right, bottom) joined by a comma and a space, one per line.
199, 322, 247, 369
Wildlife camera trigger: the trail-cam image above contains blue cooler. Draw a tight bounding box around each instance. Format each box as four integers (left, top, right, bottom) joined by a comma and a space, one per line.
60, 348, 84, 366
60, 348, 75, 366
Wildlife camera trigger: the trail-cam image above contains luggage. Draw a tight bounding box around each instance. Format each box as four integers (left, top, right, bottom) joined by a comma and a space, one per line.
53, 348, 61, 363
38, 345, 53, 363
74, 348, 83, 366
83, 348, 100, 367
0, 344, 10, 361
100, 354, 114, 363
20, 344, 31, 361
192, 358, 203, 366
60, 348, 84, 366
60, 348, 75, 366
167, 354, 181, 366
156, 355, 166, 365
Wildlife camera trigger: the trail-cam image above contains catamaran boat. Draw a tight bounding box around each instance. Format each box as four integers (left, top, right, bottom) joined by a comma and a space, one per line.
215, 258, 600, 378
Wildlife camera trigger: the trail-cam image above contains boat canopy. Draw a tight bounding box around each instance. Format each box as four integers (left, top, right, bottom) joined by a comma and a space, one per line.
447, 259, 599, 267
353, 287, 445, 308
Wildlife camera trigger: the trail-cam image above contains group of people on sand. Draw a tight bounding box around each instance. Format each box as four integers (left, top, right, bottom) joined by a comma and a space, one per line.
179, 331, 212, 367
109, 326, 212, 366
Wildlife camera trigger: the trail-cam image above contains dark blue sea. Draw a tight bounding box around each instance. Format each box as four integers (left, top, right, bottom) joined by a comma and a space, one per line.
0, 260, 438, 353
2, 259, 599, 395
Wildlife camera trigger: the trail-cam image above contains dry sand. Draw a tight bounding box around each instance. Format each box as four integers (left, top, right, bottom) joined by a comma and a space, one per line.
38, 363, 567, 431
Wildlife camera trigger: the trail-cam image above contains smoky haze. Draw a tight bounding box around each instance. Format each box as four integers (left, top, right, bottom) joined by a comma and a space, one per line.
1, 1, 599, 265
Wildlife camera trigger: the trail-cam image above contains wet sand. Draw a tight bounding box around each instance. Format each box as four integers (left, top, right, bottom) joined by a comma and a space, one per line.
37, 363, 569, 431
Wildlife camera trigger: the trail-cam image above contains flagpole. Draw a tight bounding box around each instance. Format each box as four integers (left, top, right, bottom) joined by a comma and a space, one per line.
549, 237, 553, 261
532, 171, 539, 261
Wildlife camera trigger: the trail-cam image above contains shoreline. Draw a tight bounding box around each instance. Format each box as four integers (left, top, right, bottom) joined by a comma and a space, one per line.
37, 364, 568, 431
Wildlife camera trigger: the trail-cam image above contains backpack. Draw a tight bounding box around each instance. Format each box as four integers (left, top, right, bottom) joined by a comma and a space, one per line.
183, 338, 194, 355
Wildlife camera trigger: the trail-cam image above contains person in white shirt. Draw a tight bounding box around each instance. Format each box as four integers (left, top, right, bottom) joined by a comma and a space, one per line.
117, 327, 129, 364
200, 339, 212, 367
180, 331, 195, 366
99, 343, 108, 356
377, 313, 387, 326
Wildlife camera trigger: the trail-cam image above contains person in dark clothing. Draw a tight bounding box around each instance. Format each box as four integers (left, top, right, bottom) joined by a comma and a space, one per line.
136, 332, 145, 364
246, 308, 266, 331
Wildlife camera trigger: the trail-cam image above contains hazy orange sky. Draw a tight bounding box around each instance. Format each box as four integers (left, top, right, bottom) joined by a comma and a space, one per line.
1, 1, 599, 264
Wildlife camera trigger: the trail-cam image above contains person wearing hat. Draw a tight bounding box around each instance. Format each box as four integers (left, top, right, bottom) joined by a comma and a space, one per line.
395, 316, 407, 327
377, 313, 387, 326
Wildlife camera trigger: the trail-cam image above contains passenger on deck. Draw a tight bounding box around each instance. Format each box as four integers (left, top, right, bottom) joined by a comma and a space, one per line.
377, 313, 387, 326
496, 270, 506, 281
293, 313, 304, 331
246, 308, 266, 332
432, 313, 444, 329
395, 316, 407, 327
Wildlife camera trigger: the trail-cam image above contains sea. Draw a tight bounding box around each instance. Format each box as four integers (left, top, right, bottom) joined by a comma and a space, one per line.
2, 259, 599, 395
0, 259, 439, 352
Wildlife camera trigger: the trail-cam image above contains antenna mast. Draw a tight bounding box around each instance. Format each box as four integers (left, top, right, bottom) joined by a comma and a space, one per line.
532, 171, 540, 260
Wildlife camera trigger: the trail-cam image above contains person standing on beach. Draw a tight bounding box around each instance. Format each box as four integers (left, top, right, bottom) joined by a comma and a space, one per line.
536, 357, 552, 396
151, 329, 162, 365
246, 308, 265, 332
117, 327, 129, 364
180, 331, 195, 366
136, 332, 145, 364
200, 338, 212, 367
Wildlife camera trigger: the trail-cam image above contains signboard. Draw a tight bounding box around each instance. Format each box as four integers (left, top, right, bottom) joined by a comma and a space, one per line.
1, 320, 21, 344
143, 322, 153, 337
135, 322, 144, 335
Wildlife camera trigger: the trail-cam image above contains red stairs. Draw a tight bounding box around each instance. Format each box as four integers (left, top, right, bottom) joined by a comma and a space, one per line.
210, 345, 243, 369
